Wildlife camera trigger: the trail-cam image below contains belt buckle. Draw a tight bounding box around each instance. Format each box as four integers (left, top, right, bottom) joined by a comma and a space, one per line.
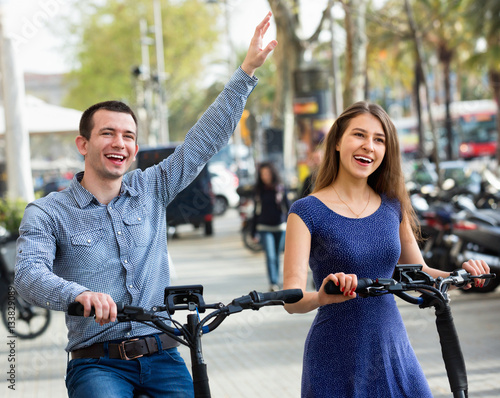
118, 338, 143, 360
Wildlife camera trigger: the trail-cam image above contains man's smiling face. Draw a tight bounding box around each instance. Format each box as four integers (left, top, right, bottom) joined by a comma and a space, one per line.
77, 109, 139, 182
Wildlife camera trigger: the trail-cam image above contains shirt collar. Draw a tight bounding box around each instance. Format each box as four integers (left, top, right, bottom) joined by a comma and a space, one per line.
119, 176, 139, 197
70, 171, 139, 208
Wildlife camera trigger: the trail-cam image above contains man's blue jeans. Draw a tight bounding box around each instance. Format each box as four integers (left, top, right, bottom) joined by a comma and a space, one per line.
259, 230, 286, 286
66, 342, 194, 398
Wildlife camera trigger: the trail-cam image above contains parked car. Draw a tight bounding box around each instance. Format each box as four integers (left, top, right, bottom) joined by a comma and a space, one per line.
208, 163, 240, 216
136, 145, 214, 236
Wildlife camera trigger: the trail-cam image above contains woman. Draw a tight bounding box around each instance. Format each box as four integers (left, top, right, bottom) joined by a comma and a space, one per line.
283, 101, 489, 397
253, 162, 290, 291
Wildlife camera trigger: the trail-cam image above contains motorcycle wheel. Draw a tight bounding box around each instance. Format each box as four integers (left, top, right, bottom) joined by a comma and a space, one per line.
242, 224, 262, 252
1, 295, 51, 339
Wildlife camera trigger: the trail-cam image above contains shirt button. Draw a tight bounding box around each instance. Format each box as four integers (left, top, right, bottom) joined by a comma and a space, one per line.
87, 239, 91, 243
137, 217, 141, 221
117, 231, 121, 235
129, 285, 133, 289
124, 260, 128, 264
126, 332, 130, 337
46, 302, 50, 306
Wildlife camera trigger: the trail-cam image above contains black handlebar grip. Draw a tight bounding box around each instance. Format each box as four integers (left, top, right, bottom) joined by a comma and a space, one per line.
67, 302, 91, 316
67, 302, 125, 316
253, 289, 303, 304
324, 278, 373, 294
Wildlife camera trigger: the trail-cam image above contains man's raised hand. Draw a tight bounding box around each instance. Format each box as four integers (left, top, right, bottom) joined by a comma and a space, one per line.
241, 12, 278, 77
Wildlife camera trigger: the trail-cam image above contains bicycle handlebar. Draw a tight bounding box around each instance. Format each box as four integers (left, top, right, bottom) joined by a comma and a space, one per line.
324, 269, 496, 301
67, 288, 303, 324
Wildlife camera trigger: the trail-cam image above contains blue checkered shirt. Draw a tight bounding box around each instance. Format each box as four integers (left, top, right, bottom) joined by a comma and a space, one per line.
14, 67, 257, 352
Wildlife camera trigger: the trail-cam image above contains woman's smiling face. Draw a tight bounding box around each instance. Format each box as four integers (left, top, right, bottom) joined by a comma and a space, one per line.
335, 113, 386, 180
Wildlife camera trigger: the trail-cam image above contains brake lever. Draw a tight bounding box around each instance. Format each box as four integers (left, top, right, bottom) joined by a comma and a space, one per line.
363, 286, 388, 296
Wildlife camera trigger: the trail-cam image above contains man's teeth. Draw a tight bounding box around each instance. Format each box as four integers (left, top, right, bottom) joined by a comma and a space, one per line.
354, 156, 372, 163
107, 154, 124, 160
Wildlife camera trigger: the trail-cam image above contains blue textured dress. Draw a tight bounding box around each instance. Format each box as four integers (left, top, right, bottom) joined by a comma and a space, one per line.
290, 195, 433, 398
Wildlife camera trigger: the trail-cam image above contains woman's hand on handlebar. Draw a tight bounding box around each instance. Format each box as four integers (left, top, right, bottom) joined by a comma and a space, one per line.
461, 259, 490, 289
75, 291, 117, 326
318, 273, 358, 305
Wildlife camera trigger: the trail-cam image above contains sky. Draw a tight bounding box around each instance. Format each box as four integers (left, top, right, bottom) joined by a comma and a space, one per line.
2, 0, 333, 74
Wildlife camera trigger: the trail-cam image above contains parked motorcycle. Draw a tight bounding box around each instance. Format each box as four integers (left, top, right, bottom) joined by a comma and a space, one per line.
475, 168, 500, 209
0, 226, 51, 338
450, 208, 500, 293
410, 179, 500, 293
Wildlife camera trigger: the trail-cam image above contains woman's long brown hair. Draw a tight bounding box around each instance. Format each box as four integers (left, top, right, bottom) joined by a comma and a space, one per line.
313, 101, 420, 238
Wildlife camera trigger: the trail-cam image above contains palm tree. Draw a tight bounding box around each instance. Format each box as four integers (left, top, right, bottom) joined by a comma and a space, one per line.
411, 0, 476, 160
464, 0, 500, 167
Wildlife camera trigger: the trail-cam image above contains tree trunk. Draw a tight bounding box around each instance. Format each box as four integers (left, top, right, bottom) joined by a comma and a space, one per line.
343, 0, 368, 106
268, 1, 302, 129
440, 44, 454, 160
267, 0, 302, 181
414, 62, 425, 158
405, 0, 442, 188
267, 0, 334, 183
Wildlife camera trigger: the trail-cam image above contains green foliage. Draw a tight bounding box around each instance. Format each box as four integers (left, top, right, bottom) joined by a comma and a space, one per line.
366, 0, 492, 105
61, 0, 222, 118
0, 198, 27, 235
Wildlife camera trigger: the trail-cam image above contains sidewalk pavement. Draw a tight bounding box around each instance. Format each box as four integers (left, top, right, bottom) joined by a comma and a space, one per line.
1, 209, 499, 397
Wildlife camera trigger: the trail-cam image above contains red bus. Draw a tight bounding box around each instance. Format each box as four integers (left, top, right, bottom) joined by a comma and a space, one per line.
454, 100, 498, 159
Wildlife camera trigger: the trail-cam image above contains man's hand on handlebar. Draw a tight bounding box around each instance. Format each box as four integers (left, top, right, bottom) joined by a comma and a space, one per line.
75, 291, 117, 325
460, 259, 490, 289
318, 273, 358, 306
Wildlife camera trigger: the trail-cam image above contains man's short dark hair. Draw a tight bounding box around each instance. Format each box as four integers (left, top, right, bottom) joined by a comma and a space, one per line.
79, 100, 138, 140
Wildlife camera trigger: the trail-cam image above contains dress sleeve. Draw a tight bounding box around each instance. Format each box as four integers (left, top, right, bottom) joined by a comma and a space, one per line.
289, 198, 314, 234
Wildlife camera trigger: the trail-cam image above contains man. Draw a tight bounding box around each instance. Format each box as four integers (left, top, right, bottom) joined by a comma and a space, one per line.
15, 13, 277, 398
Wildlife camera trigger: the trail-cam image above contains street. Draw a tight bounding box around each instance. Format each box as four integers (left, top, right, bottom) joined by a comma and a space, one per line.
1, 209, 499, 397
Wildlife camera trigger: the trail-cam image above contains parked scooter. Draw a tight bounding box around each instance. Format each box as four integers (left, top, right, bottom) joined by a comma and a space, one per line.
410, 179, 500, 293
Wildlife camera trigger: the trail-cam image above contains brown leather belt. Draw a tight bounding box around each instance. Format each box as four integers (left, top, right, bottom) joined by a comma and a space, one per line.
71, 334, 178, 360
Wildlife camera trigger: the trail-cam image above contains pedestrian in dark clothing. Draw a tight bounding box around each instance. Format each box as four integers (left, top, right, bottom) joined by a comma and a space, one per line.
252, 162, 290, 291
